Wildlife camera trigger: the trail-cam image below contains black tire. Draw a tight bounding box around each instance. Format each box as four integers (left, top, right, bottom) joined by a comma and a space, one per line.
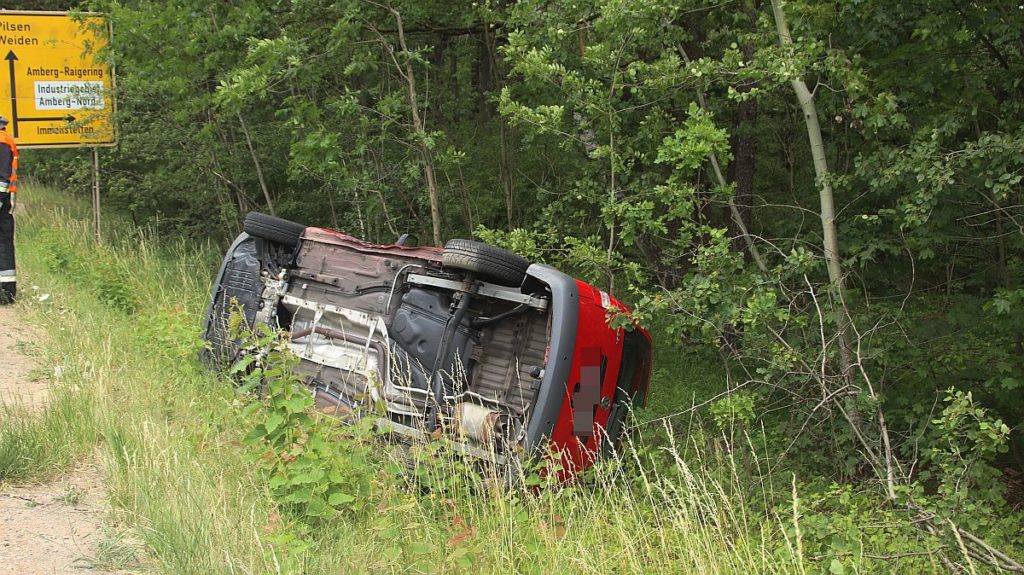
201, 235, 262, 368
243, 212, 306, 248
442, 239, 529, 286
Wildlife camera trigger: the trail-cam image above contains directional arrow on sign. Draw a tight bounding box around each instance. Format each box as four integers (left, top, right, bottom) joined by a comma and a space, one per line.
5, 50, 80, 138
20, 115, 77, 122
5, 51, 19, 137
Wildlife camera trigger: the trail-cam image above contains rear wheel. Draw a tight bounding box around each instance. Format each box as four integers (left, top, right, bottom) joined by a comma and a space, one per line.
243, 212, 306, 248
442, 239, 529, 286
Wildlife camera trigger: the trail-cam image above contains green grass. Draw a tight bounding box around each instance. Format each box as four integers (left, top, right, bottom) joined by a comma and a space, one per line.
2, 184, 283, 573
74, 528, 145, 572
0, 183, 958, 574
0, 385, 98, 480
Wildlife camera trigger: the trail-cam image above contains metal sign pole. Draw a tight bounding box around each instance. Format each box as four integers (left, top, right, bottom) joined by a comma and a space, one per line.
91, 147, 100, 241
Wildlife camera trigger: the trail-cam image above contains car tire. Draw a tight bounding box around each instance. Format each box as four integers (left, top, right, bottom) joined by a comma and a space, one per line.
201, 234, 262, 368
243, 212, 306, 248
442, 239, 529, 286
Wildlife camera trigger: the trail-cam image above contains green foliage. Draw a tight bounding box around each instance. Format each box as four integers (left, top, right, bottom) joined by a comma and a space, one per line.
782, 481, 942, 574
33, 225, 136, 313
231, 322, 377, 530
134, 304, 206, 361
919, 390, 1012, 530
35, 228, 76, 273
709, 391, 755, 431
656, 104, 733, 173
92, 259, 137, 314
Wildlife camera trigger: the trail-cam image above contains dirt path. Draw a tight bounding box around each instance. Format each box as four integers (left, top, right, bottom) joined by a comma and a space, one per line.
0, 305, 136, 574
0, 306, 48, 410
0, 462, 122, 575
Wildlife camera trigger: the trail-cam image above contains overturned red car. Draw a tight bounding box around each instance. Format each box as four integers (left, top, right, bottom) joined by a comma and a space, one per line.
202, 212, 652, 480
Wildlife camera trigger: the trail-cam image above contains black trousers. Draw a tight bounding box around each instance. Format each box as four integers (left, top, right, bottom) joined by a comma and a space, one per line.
0, 191, 14, 301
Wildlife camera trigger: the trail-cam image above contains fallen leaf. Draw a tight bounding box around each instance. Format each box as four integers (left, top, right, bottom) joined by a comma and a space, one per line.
448, 527, 477, 548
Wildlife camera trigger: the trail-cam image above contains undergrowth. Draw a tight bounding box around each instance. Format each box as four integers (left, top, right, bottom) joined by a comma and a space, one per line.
0, 184, 1012, 573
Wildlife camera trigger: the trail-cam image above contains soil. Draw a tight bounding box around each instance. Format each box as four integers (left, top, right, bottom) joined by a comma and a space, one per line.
0, 305, 136, 574
0, 306, 48, 410
0, 462, 123, 575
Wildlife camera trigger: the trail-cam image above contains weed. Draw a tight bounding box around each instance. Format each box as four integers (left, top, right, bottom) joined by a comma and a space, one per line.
93, 259, 137, 314
73, 528, 144, 571
58, 484, 85, 506
35, 227, 76, 274
232, 321, 379, 527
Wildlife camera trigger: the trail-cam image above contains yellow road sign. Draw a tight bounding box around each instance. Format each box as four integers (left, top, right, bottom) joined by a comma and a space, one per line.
0, 11, 116, 148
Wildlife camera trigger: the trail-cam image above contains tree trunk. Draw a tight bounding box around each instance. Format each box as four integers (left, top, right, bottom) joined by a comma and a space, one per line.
729, 38, 759, 258
236, 111, 275, 216
769, 0, 853, 381
676, 45, 768, 273
385, 3, 443, 246
477, 24, 494, 124
481, 24, 516, 231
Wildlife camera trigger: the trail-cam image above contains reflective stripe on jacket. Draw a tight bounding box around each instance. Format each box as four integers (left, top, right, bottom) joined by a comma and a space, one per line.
0, 130, 19, 194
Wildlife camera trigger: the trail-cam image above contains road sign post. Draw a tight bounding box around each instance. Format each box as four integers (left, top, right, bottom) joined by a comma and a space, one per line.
0, 10, 116, 238
91, 148, 100, 241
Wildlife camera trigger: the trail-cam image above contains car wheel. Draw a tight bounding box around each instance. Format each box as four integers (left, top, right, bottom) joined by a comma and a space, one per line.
442, 239, 529, 286
243, 211, 306, 248
201, 234, 262, 368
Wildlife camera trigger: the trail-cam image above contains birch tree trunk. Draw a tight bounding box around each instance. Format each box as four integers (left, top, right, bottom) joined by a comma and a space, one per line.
769, 0, 853, 381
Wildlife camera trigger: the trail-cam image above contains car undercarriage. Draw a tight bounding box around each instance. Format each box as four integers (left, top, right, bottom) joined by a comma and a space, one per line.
203, 213, 652, 480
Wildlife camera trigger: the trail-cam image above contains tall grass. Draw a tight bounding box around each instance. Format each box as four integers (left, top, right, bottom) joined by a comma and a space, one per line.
1, 184, 936, 574
0, 386, 98, 480
3, 185, 282, 573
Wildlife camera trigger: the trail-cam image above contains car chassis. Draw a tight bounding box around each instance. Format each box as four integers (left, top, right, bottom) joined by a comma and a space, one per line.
203, 213, 652, 480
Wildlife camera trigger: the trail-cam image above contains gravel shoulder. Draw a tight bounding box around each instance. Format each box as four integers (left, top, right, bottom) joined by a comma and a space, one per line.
0, 305, 138, 574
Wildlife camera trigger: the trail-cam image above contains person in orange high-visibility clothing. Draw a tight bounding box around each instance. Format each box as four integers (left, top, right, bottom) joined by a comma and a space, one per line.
0, 115, 18, 304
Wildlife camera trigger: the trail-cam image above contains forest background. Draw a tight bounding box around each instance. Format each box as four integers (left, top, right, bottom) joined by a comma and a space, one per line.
5, 0, 1024, 572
